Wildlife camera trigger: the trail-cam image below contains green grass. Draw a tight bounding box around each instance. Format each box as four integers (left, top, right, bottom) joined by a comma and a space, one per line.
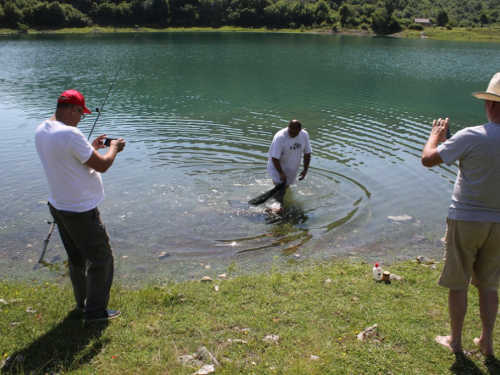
0, 25, 306, 35
3, 25, 500, 43
396, 26, 500, 43
2, 259, 500, 374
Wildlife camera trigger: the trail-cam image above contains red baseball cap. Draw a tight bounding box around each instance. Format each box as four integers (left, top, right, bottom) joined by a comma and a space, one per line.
57, 89, 91, 114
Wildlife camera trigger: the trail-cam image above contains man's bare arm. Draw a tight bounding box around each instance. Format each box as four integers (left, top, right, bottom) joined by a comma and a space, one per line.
298, 153, 311, 180
85, 138, 126, 173
422, 118, 448, 168
272, 157, 287, 182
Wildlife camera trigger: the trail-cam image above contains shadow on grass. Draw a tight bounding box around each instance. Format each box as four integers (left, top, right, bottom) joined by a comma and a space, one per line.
1, 310, 109, 374
484, 356, 500, 374
450, 353, 483, 375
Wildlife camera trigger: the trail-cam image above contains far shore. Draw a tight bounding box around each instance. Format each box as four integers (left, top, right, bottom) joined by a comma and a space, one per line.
2, 25, 500, 43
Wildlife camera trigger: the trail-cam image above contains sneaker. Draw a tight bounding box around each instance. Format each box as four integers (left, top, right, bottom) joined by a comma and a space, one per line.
84, 310, 121, 322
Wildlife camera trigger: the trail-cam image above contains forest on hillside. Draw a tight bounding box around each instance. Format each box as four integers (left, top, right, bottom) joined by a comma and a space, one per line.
1, 0, 499, 34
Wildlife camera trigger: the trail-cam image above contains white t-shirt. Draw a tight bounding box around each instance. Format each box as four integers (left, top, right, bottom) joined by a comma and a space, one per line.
267, 127, 312, 185
35, 119, 104, 212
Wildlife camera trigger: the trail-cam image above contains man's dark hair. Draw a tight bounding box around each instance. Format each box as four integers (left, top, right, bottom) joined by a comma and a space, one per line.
288, 119, 302, 129
57, 102, 75, 110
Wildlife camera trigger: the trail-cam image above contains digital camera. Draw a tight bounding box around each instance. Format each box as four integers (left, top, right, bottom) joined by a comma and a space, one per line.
104, 138, 117, 147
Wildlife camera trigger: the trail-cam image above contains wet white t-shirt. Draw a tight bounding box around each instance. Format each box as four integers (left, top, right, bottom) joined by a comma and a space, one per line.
267, 128, 312, 185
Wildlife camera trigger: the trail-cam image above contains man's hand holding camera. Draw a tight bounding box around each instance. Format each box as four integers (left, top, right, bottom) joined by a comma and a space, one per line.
92, 134, 108, 150
109, 138, 126, 153
91, 134, 126, 153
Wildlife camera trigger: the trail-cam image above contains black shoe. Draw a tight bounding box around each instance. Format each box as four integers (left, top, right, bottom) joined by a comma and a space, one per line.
84, 310, 121, 322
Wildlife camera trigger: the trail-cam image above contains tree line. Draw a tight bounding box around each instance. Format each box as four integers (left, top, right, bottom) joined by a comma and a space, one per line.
1, 0, 499, 35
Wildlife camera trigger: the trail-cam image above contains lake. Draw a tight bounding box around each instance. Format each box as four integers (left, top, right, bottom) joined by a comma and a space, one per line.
1, 32, 499, 283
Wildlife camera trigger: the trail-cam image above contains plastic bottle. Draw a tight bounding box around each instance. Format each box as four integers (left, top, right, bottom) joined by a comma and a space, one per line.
372, 262, 382, 281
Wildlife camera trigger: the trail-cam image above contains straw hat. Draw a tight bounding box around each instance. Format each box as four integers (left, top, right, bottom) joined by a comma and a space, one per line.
472, 73, 500, 102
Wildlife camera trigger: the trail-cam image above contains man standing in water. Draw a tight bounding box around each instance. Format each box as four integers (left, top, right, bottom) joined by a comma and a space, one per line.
35, 89, 126, 322
267, 119, 312, 208
421, 72, 500, 357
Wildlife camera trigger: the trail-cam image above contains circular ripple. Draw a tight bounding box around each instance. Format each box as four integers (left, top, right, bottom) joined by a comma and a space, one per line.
99, 162, 371, 258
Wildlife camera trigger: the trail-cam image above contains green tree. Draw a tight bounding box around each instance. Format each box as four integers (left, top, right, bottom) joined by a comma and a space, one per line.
146, 0, 170, 24
170, 0, 200, 26
384, 0, 394, 15
64, 5, 91, 27
314, 0, 330, 24
97, 3, 117, 24
436, 9, 448, 26
289, 1, 304, 26
371, 9, 387, 33
0, 6, 4, 28
303, 3, 315, 26
2, 1, 23, 28
115, 2, 133, 23
371, 0, 400, 35
0, 0, 496, 31
68, 0, 93, 14
339, 4, 350, 27
264, 0, 289, 28
288, 1, 315, 27
480, 12, 489, 24
48, 2, 66, 25
31, 2, 65, 26
198, 0, 224, 27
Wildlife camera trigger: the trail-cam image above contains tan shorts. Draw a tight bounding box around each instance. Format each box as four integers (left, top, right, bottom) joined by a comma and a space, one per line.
439, 218, 500, 291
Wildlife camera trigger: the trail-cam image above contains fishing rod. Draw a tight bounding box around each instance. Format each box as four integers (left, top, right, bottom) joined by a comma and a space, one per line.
87, 33, 138, 140
33, 221, 56, 270
0, 33, 31, 50
34, 34, 138, 270
0, 39, 10, 49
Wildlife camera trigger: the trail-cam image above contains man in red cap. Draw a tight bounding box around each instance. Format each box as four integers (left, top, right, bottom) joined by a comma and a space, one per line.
35, 89, 126, 322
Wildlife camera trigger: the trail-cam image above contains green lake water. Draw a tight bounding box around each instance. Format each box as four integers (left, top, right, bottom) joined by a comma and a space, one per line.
1, 32, 499, 283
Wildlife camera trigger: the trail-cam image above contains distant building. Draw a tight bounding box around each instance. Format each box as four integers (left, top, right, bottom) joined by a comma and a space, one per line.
414, 18, 432, 27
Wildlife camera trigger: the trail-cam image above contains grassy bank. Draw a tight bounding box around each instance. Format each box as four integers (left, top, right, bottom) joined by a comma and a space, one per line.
0, 25, 310, 35
3, 25, 500, 43
2, 259, 500, 374
396, 26, 500, 43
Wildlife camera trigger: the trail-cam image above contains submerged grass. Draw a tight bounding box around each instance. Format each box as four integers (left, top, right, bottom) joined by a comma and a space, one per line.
1, 259, 500, 374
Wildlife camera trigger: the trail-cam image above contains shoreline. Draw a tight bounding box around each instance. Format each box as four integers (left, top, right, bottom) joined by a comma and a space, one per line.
2, 25, 500, 43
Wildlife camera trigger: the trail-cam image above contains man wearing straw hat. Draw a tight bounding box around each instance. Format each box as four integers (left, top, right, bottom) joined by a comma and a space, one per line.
422, 72, 500, 356
35, 89, 126, 322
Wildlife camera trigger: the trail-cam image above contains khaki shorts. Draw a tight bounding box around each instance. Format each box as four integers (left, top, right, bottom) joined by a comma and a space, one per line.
439, 218, 500, 291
